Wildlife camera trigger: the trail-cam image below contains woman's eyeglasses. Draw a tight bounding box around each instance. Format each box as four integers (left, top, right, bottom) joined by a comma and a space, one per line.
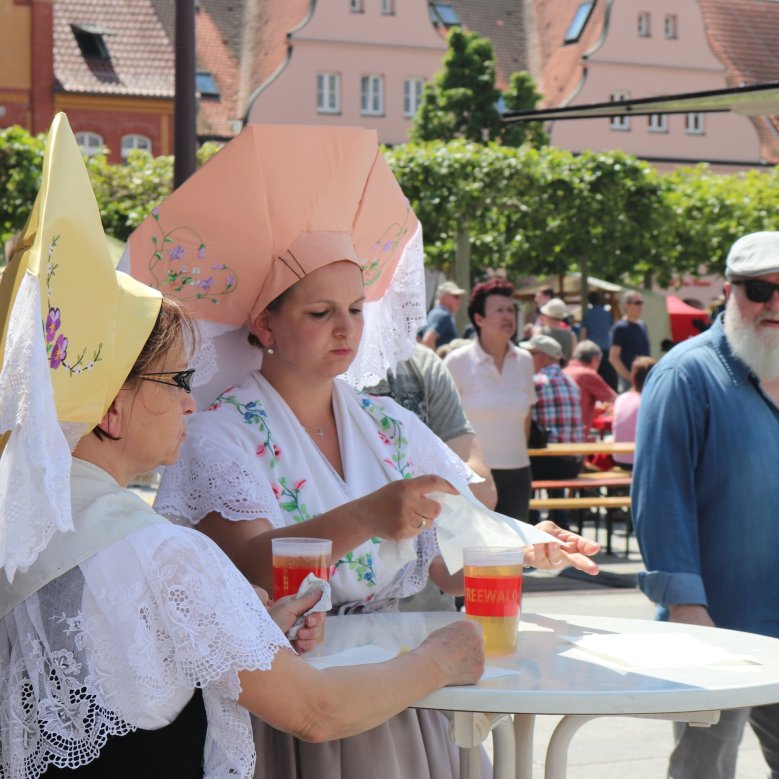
140, 369, 195, 393
732, 279, 779, 304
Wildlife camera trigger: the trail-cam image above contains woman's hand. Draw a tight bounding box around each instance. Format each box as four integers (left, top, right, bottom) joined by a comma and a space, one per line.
355, 475, 458, 541
415, 620, 485, 687
523, 521, 601, 575
256, 586, 326, 654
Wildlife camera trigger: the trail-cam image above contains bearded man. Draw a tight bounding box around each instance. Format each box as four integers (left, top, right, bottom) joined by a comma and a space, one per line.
633, 231, 779, 779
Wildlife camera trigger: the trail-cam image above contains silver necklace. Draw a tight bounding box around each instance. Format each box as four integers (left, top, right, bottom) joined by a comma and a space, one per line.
301, 421, 334, 440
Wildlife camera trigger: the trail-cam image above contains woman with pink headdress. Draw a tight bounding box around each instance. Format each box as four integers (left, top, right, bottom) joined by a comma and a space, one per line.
128, 125, 600, 779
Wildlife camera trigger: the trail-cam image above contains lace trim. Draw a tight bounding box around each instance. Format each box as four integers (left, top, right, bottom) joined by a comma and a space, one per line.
0, 272, 73, 582
155, 435, 284, 527
0, 526, 290, 778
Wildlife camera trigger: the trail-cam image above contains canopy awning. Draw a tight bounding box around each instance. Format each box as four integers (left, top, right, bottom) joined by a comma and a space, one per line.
502, 81, 779, 124
666, 295, 709, 342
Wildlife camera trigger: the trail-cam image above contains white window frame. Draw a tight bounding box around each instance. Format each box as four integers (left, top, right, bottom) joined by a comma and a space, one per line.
685, 112, 705, 135
664, 14, 678, 39
75, 131, 104, 157
648, 113, 668, 133
350, 0, 363, 12
381, 0, 395, 14
609, 92, 630, 131
404, 78, 424, 118
316, 72, 340, 114
120, 134, 152, 161
361, 75, 384, 116
638, 12, 651, 37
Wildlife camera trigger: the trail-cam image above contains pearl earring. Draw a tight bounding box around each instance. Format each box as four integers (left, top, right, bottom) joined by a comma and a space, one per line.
266, 347, 274, 355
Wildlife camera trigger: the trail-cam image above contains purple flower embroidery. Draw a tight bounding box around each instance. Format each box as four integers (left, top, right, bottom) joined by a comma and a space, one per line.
226, 274, 235, 289
198, 276, 214, 292
211, 263, 227, 270
151, 207, 160, 219
198, 244, 206, 259
381, 240, 394, 253
45, 308, 61, 343
168, 244, 185, 261
49, 334, 68, 369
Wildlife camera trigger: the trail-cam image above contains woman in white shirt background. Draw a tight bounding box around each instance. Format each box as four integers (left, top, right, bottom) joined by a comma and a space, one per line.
444, 280, 537, 520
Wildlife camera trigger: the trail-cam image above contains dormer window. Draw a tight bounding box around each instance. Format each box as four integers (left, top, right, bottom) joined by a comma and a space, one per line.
71, 24, 111, 60
564, 3, 595, 45
429, 3, 460, 28
196, 72, 220, 99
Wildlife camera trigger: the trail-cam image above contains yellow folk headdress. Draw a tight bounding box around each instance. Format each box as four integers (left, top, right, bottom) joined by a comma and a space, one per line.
0, 113, 161, 581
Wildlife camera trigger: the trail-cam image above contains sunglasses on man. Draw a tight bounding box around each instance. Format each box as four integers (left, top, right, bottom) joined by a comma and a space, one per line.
731, 279, 779, 304
141, 369, 195, 393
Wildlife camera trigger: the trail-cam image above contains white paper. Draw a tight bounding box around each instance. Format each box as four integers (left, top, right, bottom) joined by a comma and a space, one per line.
431, 486, 560, 573
562, 633, 760, 669
304, 644, 521, 682
378, 483, 561, 573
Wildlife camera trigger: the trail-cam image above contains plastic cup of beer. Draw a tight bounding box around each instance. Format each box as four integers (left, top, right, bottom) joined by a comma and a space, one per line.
463, 546, 524, 654
272, 538, 332, 600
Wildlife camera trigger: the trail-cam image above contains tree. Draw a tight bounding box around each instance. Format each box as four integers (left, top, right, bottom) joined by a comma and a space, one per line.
501, 71, 548, 149
411, 28, 502, 144
0, 126, 45, 245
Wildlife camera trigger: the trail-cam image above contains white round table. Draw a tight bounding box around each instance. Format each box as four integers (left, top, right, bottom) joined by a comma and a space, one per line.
305, 611, 779, 778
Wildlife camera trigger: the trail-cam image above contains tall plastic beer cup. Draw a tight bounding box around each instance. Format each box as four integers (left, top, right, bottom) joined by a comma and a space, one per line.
463, 546, 524, 654
272, 538, 332, 600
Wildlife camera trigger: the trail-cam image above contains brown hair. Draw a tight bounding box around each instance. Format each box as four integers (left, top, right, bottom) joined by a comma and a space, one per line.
93, 297, 194, 440
467, 278, 515, 337
631, 356, 656, 393
247, 284, 295, 349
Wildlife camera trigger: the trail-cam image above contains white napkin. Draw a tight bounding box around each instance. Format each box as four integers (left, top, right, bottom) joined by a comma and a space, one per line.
379, 483, 560, 573
287, 573, 332, 640
304, 643, 520, 681
562, 633, 760, 669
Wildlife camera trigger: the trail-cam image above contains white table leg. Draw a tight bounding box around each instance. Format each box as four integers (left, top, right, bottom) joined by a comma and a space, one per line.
513, 713, 535, 779
544, 715, 597, 779
447, 711, 515, 779
492, 716, 516, 779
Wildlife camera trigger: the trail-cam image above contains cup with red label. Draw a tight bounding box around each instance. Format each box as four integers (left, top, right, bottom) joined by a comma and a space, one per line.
272, 537, 332, 600
463, 546, 524, 654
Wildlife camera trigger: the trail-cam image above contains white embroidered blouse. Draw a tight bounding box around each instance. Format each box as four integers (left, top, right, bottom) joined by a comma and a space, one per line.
156, 373, 473, 610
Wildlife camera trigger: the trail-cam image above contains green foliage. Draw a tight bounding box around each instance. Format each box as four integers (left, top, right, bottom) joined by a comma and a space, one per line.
501, 71, 549, 149
0, 126, 45, 244
411, 28, 502, 143
386, 141, 671, 285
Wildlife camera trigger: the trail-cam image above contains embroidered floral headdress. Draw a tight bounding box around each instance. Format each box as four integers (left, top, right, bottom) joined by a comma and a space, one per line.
124, 125, 426, 395
0, 113, 162, 581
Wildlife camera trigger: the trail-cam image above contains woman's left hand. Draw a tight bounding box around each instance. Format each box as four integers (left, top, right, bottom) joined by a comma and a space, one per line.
523, 521, 601, 575
254, 586, 326, 653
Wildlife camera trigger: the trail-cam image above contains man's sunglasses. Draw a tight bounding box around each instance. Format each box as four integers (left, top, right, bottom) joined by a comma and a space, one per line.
731, 279, 779, 304
141, 369, 195, 393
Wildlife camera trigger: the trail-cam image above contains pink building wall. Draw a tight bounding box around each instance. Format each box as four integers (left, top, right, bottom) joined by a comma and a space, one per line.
551, 0, 764, 169
246, 1, 446, 145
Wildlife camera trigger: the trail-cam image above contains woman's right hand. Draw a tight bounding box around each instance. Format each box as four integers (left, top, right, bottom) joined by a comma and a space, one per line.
415, 620, 485, 687
355, 474, 458, 540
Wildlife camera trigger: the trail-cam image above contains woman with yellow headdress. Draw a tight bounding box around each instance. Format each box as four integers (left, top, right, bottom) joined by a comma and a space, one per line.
130, 125, 601, 778
0, 116, 487, 778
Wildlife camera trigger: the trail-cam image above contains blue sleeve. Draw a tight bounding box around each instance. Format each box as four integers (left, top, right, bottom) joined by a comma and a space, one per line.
610, 321, 624, 348
426, 308, 446, 335
632, 361, 708, 609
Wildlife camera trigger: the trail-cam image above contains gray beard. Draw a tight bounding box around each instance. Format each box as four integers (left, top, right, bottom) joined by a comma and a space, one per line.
723, 297, 779, 381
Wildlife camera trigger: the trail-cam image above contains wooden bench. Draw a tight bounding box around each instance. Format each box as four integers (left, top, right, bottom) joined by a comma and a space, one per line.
530, 473, 633, 557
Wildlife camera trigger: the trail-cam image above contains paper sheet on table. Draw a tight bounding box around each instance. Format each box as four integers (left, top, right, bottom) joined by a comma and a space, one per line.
378, 483, 560, 574
562, 633, 760, 669
305, 645, 520, 681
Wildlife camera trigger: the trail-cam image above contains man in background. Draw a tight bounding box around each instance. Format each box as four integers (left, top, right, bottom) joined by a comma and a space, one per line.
421, 280, 465, 349
580, 291, 617, 389
609, 291, 650, 391
633, 231, 779, 779
564, 340, 617, 439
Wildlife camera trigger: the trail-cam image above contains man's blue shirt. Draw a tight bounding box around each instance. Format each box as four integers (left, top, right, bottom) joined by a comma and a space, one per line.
424, 304, 457, 348
581, 305, 613, 351
633, 313, 779, 637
